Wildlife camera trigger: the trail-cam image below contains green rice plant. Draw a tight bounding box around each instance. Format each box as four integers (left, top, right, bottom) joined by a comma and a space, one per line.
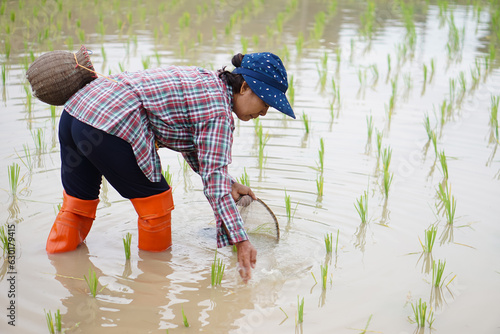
423, 113, 433, 141
295, 32, 304, 55
181, 305, 189, 327
490, 95, 499, 126
287, 75, 295, 106
0, 224, 9, 255
458, 71, 466, 95
411, 298, 433, 328
123, 232, 132, 260
423, 63, 428, 83
316, 174, 324, 197
8, 163, 20, 196
320, 263, 328, 290
210, 250, 225, 286
354, 190, 368, 224
376, 130, 383, 158
297, 296, 304, 324
438, 150, 448, 179
302, 112, 309, 134
381, 147, 392, 172
421, 225, 437, 253
238, 167, 250, 187
1, 64, 6, 86
24, 84, 32, 112
241, 36, 248, 54
443, 188, 456, 224
142, 56, 150, 70
382, 169, 393, 198
366, 115, 373, 142
162, 165, 173, 185
31, 128, 46, 153
285, 189, 292, 221
387, 54, 391, 74
432, 259, 446, 287
324, 232, 333, 253
84, 267, 99, 298
257, 123, 270, 168
430, 130, 438, 156
311, 11, 326, 40
317, 138, 324, 173
77, 29, 85, 43
44, 309, 62, 334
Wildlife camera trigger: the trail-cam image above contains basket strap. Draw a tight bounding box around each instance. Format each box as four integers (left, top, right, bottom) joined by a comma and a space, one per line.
73, 53, 118, 83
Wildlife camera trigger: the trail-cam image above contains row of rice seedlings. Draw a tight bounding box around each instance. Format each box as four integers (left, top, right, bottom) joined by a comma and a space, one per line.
123, 232, 132, 260
354, 190, 369, 224
411, 298, 435, 328
44, 309, 62, 334
210, 250, 225, 286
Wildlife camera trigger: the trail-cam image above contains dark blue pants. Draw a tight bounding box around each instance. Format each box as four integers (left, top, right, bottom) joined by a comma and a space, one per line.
59, 110, 169, 200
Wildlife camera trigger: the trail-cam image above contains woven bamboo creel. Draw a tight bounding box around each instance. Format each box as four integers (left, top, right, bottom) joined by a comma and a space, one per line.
26, 45, 97, 106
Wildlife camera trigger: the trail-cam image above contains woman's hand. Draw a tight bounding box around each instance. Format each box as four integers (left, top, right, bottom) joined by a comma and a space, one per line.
235, 240, 257, 283
231, 182, 257, 202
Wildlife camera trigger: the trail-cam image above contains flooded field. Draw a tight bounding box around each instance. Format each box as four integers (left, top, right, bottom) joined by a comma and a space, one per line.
1, 0, 500, 333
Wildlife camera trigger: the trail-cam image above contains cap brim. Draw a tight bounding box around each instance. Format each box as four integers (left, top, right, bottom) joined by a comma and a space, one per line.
243, 75, 296, 119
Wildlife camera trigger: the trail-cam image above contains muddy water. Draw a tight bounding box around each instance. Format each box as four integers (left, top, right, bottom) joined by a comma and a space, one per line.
1, 0, 500, 333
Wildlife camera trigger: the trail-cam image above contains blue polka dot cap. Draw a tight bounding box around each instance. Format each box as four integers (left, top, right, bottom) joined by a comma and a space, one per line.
232, 52, 295, 119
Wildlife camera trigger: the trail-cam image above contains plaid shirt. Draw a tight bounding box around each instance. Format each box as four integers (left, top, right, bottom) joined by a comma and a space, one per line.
65, 66, 247, 247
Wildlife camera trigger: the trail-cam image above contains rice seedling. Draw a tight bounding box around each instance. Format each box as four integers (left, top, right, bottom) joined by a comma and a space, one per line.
324, 232, 333, 253
162, 165, 173, 185
238, 167, 250, 187
31, 128, 46, 153
285, 189, 292, 220
438, 150, 448, 179
387, 54, 391, 74
443, 189, 456, 224
241, 36, 248, 54
123, 232, 132, 260
297, 296, 304, 324
287, 75, 295, 107
376, 130, 383, 158
1, 64, 6, 86
411, 298, 434, 328
354, 190, 368, 224
432, 259, 446, 287
366, 115, 373, 142
316, 174, 324, 197
423, 113, 433, 140
421, 225, 437, 253
311, 11, 326, 40
317, 138, 324, 173
181, 305, 189, 327
142, 56, 150, 70
0, 224, 9, 255
257, 123, 269, 168
210, 250, 225, 286
381, 147, 392, 171
317, 263, 328, 290
360, 0, 376, 38
490, 95, 499, 126
430, 130, 438, 156
302, 112, 309, 134
44, 309, 62, 334
382, 169, 393, 198
8, 163, 20, 196
295, 32, 304, 55
84, 267, 99, 298
24, 84, 32, 112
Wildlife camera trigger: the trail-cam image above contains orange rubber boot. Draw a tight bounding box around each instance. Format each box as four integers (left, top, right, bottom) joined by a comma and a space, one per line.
46, 191, 99, 254
130, 189, 174, 252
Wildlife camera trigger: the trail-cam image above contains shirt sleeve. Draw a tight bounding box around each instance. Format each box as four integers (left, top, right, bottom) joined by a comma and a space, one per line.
191, 116, 248, 247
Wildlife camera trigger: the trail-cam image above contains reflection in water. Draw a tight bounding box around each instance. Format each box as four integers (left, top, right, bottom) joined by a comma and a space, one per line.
417, 252, 433, 274
439, 224, 454, 245
379, 198, 391, 226
354, 222, 368, 252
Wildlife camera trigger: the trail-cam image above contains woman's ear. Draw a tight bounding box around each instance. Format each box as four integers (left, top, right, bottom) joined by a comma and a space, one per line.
239, 81, 251, 94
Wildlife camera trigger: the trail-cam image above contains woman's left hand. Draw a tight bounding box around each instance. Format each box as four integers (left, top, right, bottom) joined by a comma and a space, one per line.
231, 182, 257, 202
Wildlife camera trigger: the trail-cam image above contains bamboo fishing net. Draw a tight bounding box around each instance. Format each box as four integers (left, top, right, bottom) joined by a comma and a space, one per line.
236, 195, 280, 240
26, 45, 97, 106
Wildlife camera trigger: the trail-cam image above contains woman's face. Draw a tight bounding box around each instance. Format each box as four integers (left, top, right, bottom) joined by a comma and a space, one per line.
233, 82, 270, 122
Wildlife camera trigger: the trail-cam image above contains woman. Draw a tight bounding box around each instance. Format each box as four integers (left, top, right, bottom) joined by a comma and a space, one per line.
46, 52, 295, 283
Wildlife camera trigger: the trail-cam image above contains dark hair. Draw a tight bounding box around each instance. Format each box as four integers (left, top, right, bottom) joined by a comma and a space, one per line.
218, 53, 246, 94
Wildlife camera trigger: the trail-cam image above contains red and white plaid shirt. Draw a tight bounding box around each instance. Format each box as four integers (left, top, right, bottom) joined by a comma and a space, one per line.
65, 66, 247, 247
